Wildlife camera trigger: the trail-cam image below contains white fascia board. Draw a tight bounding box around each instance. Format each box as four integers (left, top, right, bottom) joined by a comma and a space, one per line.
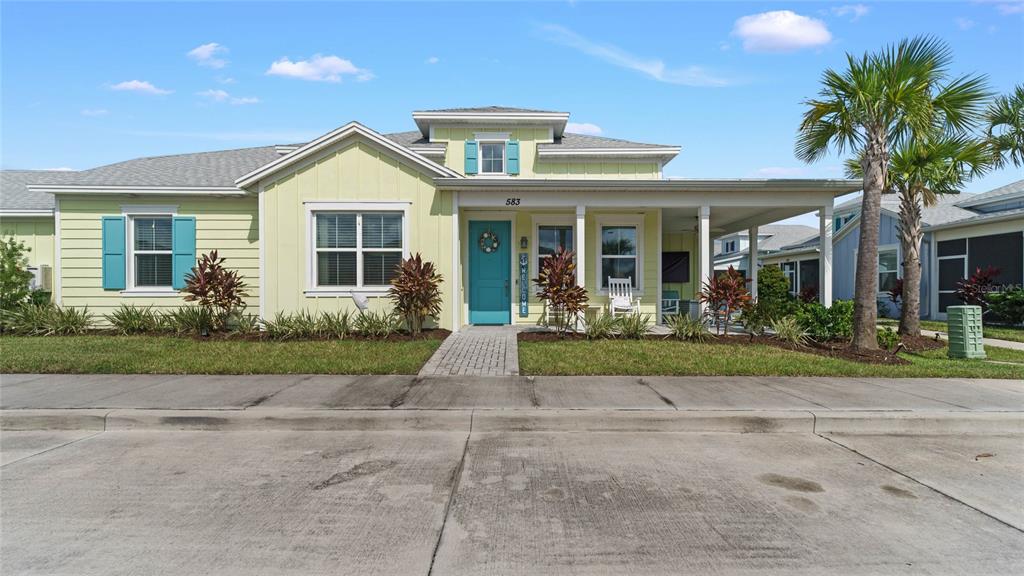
235, 121, 460, 188
412, 112, 570, 137
408, 147, 446, 158
28, 185, 245, 196
924, 210, 1024, 232
434, 177, 863, 193
0, 209, 54, 217
536, 147, 681, 159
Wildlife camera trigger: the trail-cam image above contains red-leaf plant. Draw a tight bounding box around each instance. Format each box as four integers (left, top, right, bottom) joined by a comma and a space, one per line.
389, 253, 444, 336
182, 250, 249, 331
698, 266, 752, 335
533, 247, 588, 337
956, 266, 1001, 311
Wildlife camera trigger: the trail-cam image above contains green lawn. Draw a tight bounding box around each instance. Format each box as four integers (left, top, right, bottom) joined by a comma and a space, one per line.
518, 339, 1024, 378
879, 318, 1024, 343
0, 335, 442, 375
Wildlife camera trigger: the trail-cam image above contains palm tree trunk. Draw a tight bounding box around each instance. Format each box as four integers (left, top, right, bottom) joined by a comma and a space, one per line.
852, 128, 886, 351
898, 189, 923, 337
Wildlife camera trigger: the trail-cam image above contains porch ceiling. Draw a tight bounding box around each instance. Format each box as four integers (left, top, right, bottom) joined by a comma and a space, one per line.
663, 206, 820, 236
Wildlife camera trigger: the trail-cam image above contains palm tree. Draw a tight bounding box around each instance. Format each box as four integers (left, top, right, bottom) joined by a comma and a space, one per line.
847, 134, 990, 336
796, 36, 987, 350
985, 85, 1024, 168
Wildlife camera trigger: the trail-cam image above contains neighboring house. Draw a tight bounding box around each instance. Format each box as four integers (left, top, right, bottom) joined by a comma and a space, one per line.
0, 106, 860, 328
761, 179, 1024, 319
713, 224, 816, 278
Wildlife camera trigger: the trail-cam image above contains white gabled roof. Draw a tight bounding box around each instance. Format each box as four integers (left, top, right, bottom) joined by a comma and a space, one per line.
234, 121, 461, 189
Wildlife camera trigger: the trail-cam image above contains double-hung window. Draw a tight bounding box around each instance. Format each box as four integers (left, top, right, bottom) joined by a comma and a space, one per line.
131, 216, 173, 288
600, 225, 638, 288
878, 247, 899, 293
479, 142, 505, 174
314, 211, 404, 289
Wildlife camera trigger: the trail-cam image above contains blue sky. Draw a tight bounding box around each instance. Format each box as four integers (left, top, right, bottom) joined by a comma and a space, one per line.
2, 1, 1022, 225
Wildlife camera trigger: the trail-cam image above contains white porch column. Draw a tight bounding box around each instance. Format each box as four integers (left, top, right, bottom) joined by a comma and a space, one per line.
698, 205, 711, 318
820, 202, 834, 307
451, 191, 460, 331
748, 225, 759, 300
575, 205, 586, 288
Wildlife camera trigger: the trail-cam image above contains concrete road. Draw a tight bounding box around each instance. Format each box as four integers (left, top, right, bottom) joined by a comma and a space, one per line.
3, 428, 1022, 575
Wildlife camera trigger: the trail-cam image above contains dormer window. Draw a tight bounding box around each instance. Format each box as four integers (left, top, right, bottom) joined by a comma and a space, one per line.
723, 240, 737, 253
480, 141, 505, 174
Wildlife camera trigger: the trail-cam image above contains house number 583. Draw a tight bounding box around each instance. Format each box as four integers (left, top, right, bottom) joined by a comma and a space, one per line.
505, 198, 521, 206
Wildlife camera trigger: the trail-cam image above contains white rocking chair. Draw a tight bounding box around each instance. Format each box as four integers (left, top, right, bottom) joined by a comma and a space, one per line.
607, 277, 641, 317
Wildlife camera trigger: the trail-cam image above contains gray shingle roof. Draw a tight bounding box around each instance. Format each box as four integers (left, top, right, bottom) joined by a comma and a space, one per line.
60, 146, 283, 188
540, 132, 676, 150
955, 179, 1024, 208
835, 193, 977, 226
383, 131, 446, 150
715, 225, 816, 258
415, 106, 565, 114
1, 170, 81, 211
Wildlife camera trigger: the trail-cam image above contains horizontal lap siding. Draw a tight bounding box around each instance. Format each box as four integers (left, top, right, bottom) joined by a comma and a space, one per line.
1, 217, 55, 268
57, 196, 259, 317
431, 125, 659, 179
662, 231, 698, 301
263, 138, 454, 328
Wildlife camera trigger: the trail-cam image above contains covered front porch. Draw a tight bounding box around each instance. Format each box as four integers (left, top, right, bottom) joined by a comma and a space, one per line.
439, 178, 860, 329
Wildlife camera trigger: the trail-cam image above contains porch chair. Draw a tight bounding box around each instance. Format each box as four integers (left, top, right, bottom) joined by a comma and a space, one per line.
607, 277, 641, 318
661, 289, 681, 320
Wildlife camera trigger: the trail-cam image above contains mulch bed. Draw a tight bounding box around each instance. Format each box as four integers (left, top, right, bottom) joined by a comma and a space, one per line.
518, 329, 948, 366
63, 329, 451, 343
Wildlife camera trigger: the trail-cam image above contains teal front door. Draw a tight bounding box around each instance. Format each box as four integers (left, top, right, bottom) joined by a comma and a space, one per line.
469, 220, 511, 325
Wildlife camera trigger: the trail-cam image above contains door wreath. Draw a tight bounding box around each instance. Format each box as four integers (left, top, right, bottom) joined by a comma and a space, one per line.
478, 230, 500, 253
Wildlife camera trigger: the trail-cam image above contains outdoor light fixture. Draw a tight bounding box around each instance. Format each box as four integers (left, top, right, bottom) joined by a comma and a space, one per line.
520, 236, 528, 249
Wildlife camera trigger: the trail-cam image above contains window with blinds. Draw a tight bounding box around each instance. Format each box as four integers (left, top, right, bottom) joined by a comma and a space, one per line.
315, 212, 403, 288
132, 217, 173, 287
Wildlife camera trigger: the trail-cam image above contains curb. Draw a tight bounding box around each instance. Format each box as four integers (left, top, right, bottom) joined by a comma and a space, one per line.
4, 408, 1022, 435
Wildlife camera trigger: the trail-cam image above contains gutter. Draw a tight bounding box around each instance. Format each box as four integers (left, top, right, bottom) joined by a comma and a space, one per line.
0, 209, 54, 217
433, 178, 863, 193
28, 185, 247, 196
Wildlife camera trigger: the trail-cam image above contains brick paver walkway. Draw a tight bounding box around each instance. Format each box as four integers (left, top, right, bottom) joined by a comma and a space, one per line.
419, 325, 519, 376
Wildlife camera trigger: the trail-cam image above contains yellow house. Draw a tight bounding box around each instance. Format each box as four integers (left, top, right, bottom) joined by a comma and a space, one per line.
6, 106, 860, 329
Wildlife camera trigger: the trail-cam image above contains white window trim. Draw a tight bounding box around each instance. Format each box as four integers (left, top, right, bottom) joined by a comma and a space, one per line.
304, 202, 410, 296
477, 139, 507, 176
595, 214, 644, 295
854, 243, 901, 298
123, 208, 178, 296
532, 214, 576, 292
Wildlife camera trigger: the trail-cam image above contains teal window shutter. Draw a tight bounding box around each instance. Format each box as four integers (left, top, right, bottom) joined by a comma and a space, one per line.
507, 140, 520, 175
465, 140, 478, 174
101, 216, 126, 290
171, 216, 197, 290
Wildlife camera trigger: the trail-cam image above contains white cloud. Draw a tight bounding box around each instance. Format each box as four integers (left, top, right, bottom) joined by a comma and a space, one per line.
831, 4, 870, 21
216, 76, 237, 85
566, 122, 603, 135
119, 129, 323, 143
975, 0, 1024, 15
80, 108, 109, 117
537, 23, 732, 87
187, 42, 229, 68
110, 80, 172, 95
955, 17, 977, 30
755, 166, 806, 177
197, 89, 260, 105
266, 54, 374, 83
732, 11, 832, 53
426, 56, 440, 64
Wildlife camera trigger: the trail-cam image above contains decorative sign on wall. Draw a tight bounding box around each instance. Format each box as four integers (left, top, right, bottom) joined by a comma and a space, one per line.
519, 253, 529, 317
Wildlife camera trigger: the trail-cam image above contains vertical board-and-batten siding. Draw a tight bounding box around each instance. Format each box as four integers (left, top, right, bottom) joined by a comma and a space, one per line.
58, 196, 258, 314
1, 217, 55, 268
262, 136, 455, 328
431, 125, 660, 179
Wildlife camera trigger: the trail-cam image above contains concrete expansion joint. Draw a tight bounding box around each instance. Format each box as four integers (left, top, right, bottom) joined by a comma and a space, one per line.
427, 409, 473, 576
814, 432, 1024, 535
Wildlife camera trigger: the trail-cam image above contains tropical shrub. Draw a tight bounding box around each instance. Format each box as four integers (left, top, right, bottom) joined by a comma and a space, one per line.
956, 266, 1001, 311
665, 314, 708, 342
797, 300, 854, 342
617, 312, 651, 339
771, 317, 808, 346
105, 305, 161, 335
0, 237, 34, 311
739, 301, 771, 338
698, 266, 751, 335
798, 285, 818, 304
389, 253, 443, 335
756, 265, 797, 320
318, 310, 353, 339
877, 326, 900, 351
182, 250, 248, 331
163, 305, 215, 336
233, 313, 262, 336
888, 278, 903, 307
262, 310, 319, 340
584, 312, 620, 340
4, 304, 94, 336
533, 247, 588, 337
29, 290, 51, 306
987, 287, 1024, 325
353, 309, 403, 339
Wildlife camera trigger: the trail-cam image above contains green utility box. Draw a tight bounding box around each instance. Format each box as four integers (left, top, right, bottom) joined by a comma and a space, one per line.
947, 305, 986, 359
